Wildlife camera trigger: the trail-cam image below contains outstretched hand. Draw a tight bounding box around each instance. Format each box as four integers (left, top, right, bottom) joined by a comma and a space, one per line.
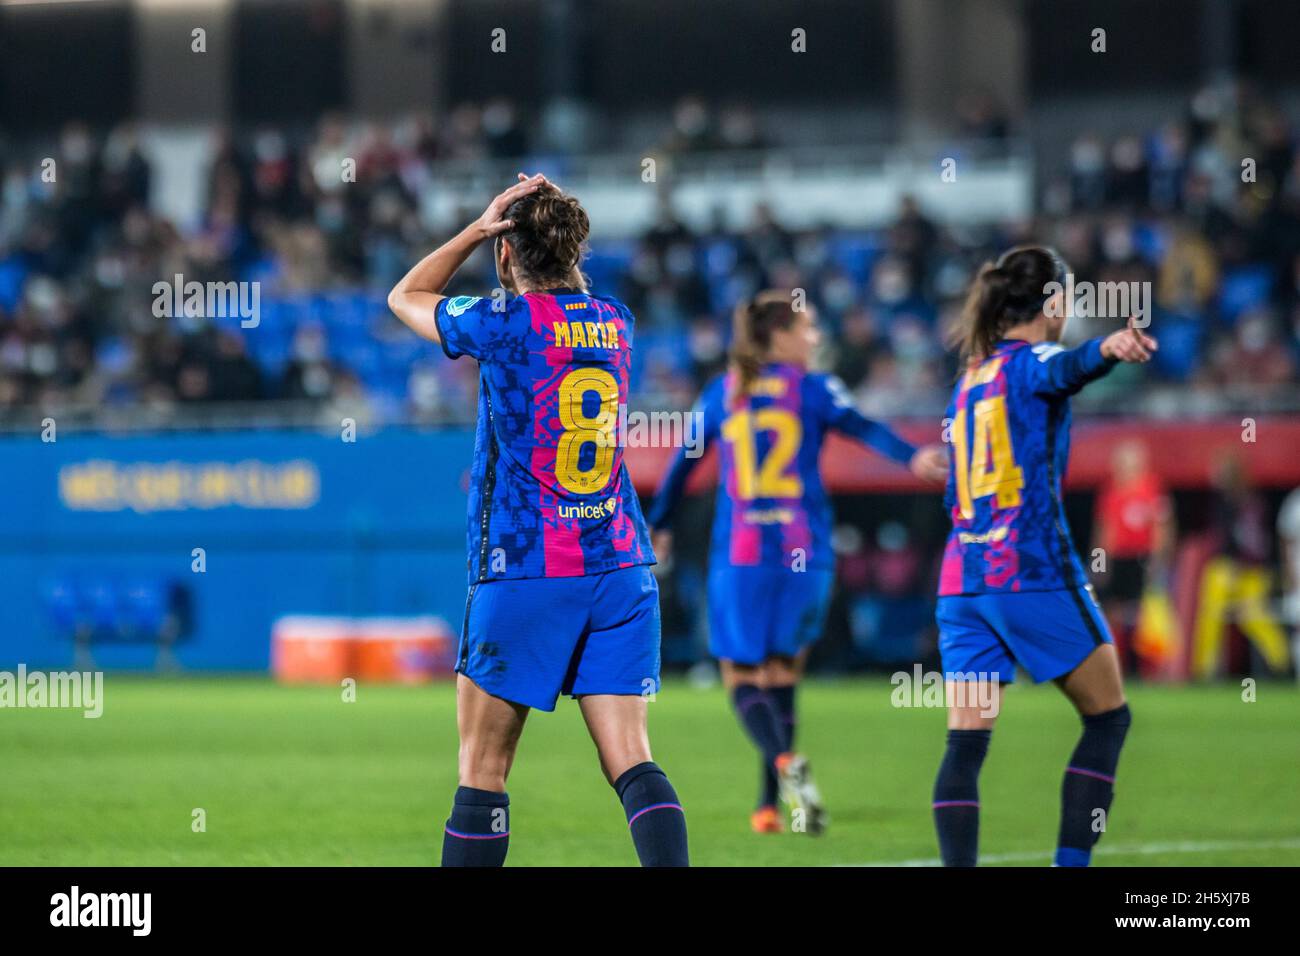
909, 443, 949, 484
1101, 317, 1159, 363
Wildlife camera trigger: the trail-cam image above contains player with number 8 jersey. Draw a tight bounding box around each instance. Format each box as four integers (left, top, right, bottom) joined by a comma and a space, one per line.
388, 174, 686, 868
439, 286, 652, 583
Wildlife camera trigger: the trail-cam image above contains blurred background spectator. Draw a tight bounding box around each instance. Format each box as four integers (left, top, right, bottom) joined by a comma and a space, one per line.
4, 78, 1300, 425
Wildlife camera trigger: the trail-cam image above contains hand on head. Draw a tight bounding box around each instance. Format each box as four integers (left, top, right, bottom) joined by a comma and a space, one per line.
476, 173, 551, 239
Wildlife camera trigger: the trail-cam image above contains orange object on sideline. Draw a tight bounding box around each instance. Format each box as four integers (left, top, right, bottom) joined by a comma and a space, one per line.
272, 615, 456, 684
271, 616, 353, 683
355, 617, 457, 684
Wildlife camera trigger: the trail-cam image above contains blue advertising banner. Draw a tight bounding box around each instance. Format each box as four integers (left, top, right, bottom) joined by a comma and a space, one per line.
0, 428, 477, 671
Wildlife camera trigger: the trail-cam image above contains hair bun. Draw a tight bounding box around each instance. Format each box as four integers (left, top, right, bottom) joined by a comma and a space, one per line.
504, 184, 591, 284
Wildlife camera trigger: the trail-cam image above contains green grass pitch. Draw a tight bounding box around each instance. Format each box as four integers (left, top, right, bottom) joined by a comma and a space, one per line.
2, 676, 1297, 866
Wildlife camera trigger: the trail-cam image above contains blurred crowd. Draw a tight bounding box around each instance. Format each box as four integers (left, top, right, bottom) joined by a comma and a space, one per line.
1, 84, 1299, 424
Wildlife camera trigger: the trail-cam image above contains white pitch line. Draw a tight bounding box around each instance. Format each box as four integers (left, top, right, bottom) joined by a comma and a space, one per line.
844, 837, 1300, 867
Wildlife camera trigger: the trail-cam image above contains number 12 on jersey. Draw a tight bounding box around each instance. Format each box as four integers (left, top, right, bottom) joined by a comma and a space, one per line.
721, 408, 803, 500
952, 394, 1024, 519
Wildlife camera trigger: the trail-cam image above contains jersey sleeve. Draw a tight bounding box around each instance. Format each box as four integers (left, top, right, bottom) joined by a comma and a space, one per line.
1026, 338, 1119, 398
645, 377, 723, 529
814, 373, 916, 467
433, 294, 522, 362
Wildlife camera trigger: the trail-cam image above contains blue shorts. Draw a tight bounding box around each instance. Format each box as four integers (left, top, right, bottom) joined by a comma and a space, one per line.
457, 564, 661, 711
936, 586, 1113, 684
708, 565, 833, 665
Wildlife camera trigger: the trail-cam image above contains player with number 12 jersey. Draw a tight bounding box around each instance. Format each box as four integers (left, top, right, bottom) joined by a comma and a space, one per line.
649, 291, 946, 835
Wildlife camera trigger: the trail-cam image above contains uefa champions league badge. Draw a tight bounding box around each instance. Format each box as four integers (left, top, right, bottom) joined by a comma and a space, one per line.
446, 296, 483, 317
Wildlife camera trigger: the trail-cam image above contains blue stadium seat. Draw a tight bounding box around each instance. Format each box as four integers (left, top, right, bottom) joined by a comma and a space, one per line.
122, 579, 168, 636
700, 238, 740, 280
42, 576, 186, 645
827, 232, 883, 283
585, 240, 637, 290
1150, 314, 1204, 381
41, 578, 81, 634
83, 579, 121, 636
1217, 265, 1273, 324
1132, 221, 1168, 264
0, 255, 28, 313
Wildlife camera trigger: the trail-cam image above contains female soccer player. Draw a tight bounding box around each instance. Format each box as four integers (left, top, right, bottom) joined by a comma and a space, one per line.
648, 291, 947, 835
933, 245, 1157, 866
388, 174, 688, 867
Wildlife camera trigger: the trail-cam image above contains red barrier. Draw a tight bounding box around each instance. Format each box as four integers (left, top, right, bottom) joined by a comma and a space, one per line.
624, 417, 1300, 495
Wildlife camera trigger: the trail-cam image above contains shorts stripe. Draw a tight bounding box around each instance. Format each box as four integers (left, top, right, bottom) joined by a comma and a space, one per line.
1065, 586, 1107, 647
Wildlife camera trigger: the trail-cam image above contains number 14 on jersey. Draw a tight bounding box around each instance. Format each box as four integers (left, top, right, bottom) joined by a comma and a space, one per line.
952, 394, 1024, 519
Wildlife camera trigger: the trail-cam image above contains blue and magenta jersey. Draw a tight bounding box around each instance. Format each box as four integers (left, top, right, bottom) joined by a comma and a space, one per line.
938, 337, 1118, 596
647, 363, 917, 571
435, 289, 654, 584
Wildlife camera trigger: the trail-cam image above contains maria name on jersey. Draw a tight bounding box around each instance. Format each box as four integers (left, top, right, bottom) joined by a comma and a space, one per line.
552, 319, 621, 350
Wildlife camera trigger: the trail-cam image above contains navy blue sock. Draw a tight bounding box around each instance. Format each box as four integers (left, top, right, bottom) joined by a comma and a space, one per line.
932, 729, 991, 867
731, 684, 785, 762
769, 684, 797, 751
759, 762, 780, 809
1056, 704, 1131, 867
732, 684, 786, 809
441, 786, 510, 867
614, 762, 688, 867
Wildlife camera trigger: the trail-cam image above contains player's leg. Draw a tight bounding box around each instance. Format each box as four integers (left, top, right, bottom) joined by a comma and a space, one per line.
722, 657, 786, 827
765, 649, 826, 834
1053, 643, 1131, 867
765, 647, 806, 753
997, 586, 1131, 868
934, 679, 1004, 866
764, 570, 831, 759
710, 566, 788, 827
934, 595, 1012, 866
442, 674, 528, 867
444, 576, 584, 866
762, 568, 833, 833
764, 571, 826, 752
571, 566, 688, 866
580, 693, 688, 866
